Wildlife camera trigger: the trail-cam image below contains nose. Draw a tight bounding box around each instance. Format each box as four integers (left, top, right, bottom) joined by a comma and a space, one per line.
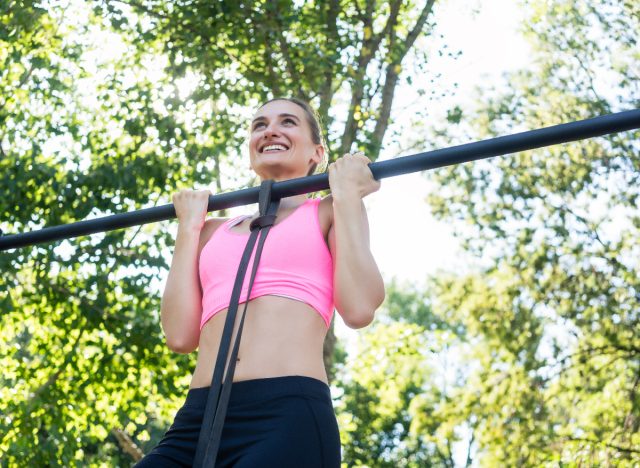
263, 121, 281, 138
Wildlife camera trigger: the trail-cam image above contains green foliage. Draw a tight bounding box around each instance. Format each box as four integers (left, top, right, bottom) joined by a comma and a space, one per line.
3, 0, 638, 465
424, 0, 640, 465
335, 280, 467, 467
1, 0, 441, 465
383, 278, 462, 336
0, 2, 210, 465
336, 321, 450, 467
93, 0, 438, 160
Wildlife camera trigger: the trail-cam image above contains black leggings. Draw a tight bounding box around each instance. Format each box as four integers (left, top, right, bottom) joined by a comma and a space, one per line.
134, 376, 341, 467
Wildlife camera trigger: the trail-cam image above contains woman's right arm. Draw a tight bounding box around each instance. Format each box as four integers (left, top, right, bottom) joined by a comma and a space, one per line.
161, 189, 212, 353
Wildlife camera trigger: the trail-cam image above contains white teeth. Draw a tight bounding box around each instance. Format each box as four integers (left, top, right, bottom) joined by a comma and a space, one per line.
263, 144, 287, 152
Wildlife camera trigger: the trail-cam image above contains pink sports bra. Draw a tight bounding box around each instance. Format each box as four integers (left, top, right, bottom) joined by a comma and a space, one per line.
198, 197, 334, 329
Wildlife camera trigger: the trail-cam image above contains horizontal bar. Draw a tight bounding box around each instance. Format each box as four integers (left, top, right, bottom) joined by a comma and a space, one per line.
1, 108, 639, 251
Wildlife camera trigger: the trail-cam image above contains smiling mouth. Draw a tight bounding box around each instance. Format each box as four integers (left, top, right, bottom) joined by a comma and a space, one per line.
260, 144, 289, 153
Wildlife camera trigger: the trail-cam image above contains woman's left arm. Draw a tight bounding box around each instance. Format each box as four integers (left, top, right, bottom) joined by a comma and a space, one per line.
328, 153, 385, 329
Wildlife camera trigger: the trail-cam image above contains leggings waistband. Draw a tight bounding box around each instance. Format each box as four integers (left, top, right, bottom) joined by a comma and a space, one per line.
186, 375, 331, 407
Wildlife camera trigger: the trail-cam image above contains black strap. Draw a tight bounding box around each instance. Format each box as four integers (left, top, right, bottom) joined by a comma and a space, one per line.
193, 180, 280, 468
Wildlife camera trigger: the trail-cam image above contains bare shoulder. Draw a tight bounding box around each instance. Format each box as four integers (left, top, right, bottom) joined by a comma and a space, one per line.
197, 217, 227, 257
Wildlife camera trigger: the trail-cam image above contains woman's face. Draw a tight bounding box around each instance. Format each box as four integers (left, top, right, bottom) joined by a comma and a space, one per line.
249, 100, 323, 180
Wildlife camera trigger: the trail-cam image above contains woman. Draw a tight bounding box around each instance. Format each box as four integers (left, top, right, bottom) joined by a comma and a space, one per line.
136, 98, 385, 467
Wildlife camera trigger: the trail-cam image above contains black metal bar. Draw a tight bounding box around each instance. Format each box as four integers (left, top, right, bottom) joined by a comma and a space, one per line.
1, 108, 639, 251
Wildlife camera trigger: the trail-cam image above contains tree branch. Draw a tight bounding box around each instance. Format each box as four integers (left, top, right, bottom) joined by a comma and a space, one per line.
339, 1, 402, 156
352, 0, 365, 23
109, 0, 254, 72
565, 436, 640, 455
0, 62, 36, 113
623, 366, 640, 433
403, 0, 436, 51
370, 0, 435, 158
263, 31, 283, 97
465, 429, 475, 467
369, 0, 402, 61
277, 34, 304, 98
550, 200, 628, 273
17, 205, 150, 420
267, 6, 305, 98
318, 0, 340, 142
112, 427, 144, 461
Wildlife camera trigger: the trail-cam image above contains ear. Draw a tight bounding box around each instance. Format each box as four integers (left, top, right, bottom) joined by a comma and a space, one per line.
310, 144, 325, 165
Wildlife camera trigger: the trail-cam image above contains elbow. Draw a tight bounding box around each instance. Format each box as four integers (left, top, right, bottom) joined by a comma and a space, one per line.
166, 338, 198, 354
344, 315, 374, 329
342, 307, 377, 329
161, 305, 201, 354
338, 283, 385, 330
164, 333, 199, 354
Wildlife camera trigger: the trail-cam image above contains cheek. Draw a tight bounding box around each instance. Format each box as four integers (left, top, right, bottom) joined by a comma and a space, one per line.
249, 135, 260, 153
291, 129, 311, 146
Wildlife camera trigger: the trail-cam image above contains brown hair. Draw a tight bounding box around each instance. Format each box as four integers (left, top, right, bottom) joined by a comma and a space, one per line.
259, 97, 328, 176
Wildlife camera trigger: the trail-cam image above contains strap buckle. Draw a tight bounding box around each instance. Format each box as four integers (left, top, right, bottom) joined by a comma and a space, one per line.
249, 214, 276, 231
250, 179, 279, 231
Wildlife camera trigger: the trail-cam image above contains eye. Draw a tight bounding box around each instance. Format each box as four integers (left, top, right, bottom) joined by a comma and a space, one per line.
282, 118, 296, 126
252, 121, 266, 130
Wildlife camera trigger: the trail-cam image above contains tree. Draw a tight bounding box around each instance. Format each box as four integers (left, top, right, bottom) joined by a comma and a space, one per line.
336, 279, 466, 467
1, 0, 446, 464
1, 2, 199, 464
95, 0, 437, 159
424, 0, 640, 464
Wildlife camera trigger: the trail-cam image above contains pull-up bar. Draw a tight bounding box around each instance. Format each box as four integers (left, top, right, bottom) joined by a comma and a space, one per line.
1, 109, 639, 251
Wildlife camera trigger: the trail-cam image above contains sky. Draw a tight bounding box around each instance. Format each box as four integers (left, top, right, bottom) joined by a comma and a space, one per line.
47, 0, 531, 286
143, 0, 534, 395
332, 0, 531, 335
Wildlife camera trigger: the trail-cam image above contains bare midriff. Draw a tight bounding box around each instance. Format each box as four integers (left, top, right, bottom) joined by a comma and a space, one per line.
189, 295, 330, 389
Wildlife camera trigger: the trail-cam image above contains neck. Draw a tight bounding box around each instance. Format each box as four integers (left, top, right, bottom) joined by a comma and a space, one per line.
276, 194, 308, 211
257, 165, 312, 184
252, 193, 307, 216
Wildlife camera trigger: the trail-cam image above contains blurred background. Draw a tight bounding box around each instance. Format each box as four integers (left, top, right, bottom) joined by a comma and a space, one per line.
1, 0, 638, 465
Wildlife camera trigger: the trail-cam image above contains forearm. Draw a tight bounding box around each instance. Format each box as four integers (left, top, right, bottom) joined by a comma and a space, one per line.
160, 224, 203, 353
332, 195, 385, 328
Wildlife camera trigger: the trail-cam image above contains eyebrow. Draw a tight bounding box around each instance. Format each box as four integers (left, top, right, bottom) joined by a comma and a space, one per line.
251, 113, 301, 125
